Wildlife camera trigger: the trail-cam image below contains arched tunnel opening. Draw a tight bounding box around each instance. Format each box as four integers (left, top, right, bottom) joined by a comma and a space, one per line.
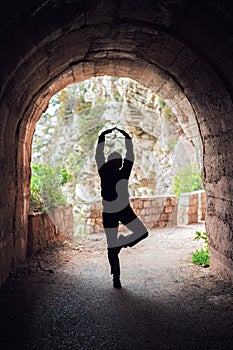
1, 1, 233, 348
13, 51, 232, 286
2, 22, 232, 285
29, 75, 204, 248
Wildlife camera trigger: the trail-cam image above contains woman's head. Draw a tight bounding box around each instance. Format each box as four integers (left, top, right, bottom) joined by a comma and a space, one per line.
107, 151, 122, 169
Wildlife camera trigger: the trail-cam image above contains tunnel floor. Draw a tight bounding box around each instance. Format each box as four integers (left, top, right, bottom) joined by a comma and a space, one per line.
0, 222, 233, 350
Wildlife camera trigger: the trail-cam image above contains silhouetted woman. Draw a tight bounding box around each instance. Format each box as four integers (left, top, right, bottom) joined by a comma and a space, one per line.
95, 127, 148, 288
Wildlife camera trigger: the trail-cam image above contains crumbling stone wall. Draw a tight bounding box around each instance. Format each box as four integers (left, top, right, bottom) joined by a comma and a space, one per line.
87, 192, 206, 234
178, 190, 206, 225
28, 206, 74, 255
87, 196, 178, 234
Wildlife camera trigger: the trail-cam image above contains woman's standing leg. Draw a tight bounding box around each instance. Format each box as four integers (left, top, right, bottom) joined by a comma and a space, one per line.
103, 213, 122, 288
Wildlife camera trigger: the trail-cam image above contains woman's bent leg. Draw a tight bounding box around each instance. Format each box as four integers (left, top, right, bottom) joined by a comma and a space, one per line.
120, 206, 149, 247
124, 217, 148, 247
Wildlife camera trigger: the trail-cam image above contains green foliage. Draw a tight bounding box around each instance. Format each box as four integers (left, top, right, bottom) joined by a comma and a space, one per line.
61, 167, 73, 185
156, 95, 165, 108
75, 101, 92, 114
162, 105, 172, 121
192, 231, 210, 267
173, 163, 203, 197
57, 85, 87, 118
30, 187, 43, 212
192, 249, 210, 267
77, 102, 105, 153
30, 164, 73, 212
113, 91, 123, 102
193, 231, 208, 245
155, 95, 177, 125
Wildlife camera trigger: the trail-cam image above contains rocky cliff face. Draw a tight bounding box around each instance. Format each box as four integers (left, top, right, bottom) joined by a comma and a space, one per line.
32, 76, 197, 230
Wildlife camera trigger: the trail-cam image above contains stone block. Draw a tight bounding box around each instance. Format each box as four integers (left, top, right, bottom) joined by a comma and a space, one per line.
144, 215, 151, 223
165, 205, 173, 213
158, 221, 166, 228
160, 213, 168, 221
150, 207, 158, 214
138, 200, 144, 209
145, 208, 151, 215
90, 210, 99, 218
96, 218, 103, 226
86, 218, 92, 225
170, 198, 178, 206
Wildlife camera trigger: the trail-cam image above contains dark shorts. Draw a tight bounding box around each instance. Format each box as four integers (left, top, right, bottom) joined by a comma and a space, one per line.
102, 204, 137, 228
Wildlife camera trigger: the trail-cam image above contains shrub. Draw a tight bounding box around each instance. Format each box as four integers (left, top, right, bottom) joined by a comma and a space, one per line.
192, 249, 210, 267
30, 164, 73, 212
173, 163, 203, 197
192, 231, 210, 267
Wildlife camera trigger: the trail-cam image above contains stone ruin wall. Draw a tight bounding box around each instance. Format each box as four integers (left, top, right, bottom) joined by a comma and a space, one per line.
27, 191, 206, 256
86, 190, 206, 234
178, 191, 206, 225
86, 196, 178, 234
28, 205, 74, 255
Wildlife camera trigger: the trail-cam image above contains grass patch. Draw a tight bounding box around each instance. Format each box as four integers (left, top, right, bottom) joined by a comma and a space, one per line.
192, 248, 210, 267
192, 231, 210, 267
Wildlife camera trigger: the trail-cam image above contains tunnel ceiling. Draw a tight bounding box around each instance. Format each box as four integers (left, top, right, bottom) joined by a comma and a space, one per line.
0, 0, 231, 159
1, 0, 233, 129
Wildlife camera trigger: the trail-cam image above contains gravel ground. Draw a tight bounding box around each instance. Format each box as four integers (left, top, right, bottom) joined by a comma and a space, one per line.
0, 222, 233, 350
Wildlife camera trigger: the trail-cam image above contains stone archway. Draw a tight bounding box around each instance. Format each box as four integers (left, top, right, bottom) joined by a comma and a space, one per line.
1, 0, 233, 284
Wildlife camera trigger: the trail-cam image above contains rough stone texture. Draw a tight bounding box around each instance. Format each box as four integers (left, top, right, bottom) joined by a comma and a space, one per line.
1, 0, 233, 284
87, 196, 178, 234
198, 190, 206, 221
28, 206, 74, 255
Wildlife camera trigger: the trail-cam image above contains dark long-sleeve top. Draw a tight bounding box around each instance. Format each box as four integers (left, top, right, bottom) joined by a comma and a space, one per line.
95, 137, 134, 213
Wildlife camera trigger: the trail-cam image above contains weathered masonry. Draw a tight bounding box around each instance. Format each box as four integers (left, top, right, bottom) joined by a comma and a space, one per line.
1, 0, 233, 285
28, 205, 74, 255
27, 191, 205, 254
86, 191, 206, 234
